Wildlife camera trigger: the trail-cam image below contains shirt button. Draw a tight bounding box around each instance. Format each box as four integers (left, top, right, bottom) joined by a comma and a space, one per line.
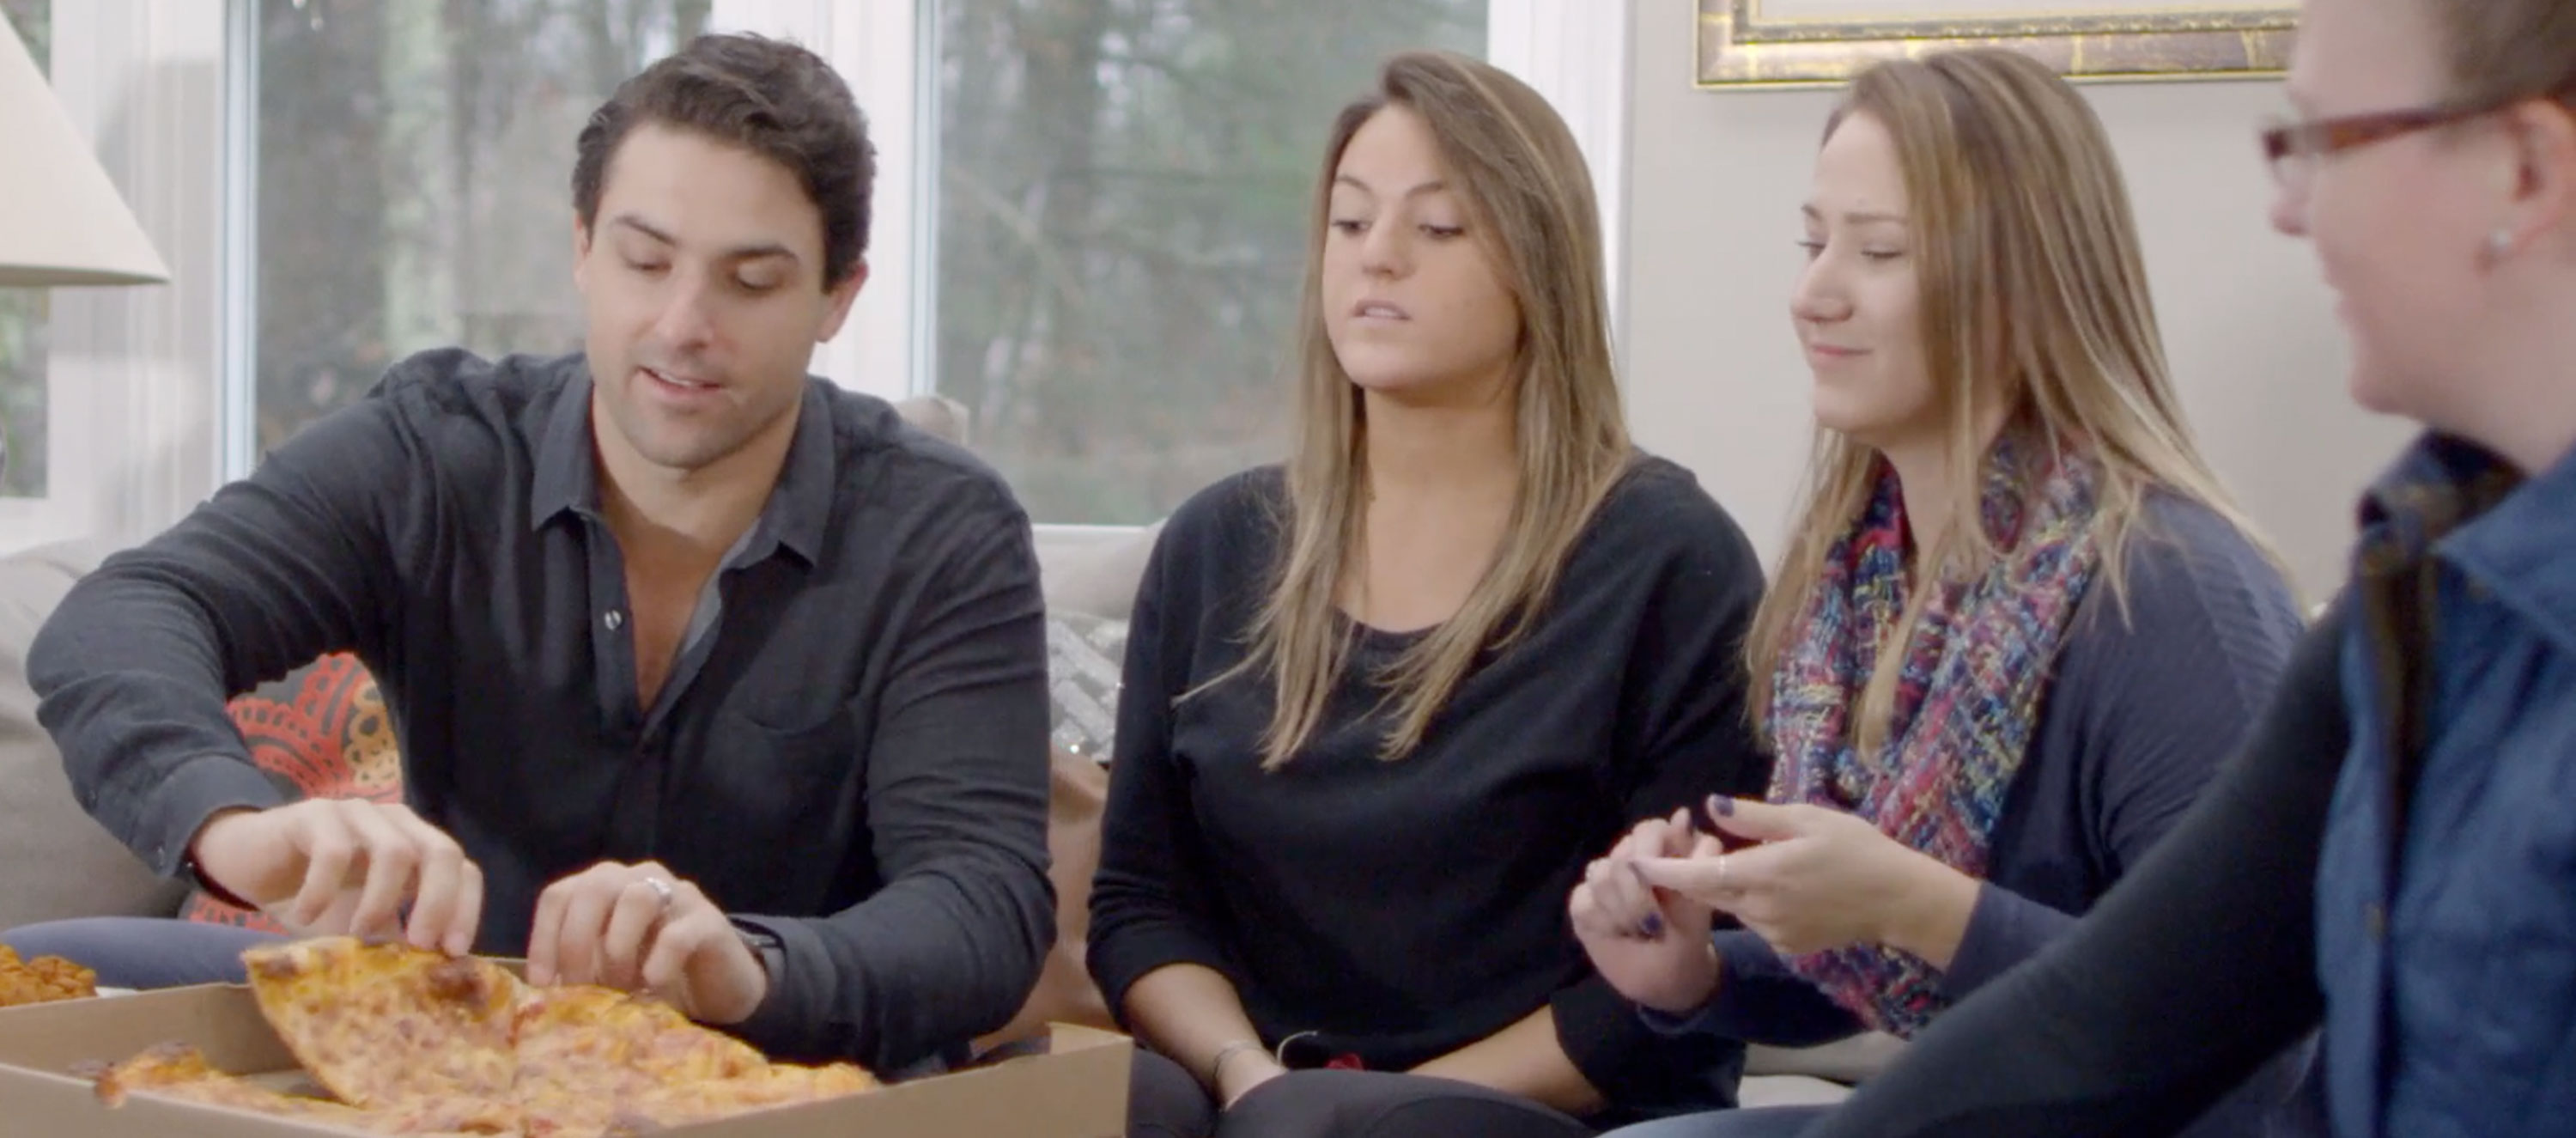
2363, 902, 2387, 939
603, 610, 625, 631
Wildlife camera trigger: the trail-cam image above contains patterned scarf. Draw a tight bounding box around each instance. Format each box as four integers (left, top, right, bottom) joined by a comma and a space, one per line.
1768, 439, 2104, 1037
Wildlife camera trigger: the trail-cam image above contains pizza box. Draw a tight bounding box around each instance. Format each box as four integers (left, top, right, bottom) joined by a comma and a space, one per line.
0, 983, 1130, 1136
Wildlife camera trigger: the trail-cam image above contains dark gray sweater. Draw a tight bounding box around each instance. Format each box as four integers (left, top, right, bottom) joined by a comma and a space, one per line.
1657, 494, 2312, 1134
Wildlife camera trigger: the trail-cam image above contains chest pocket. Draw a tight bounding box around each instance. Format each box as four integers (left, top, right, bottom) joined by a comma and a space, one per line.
694, 704, 866, 837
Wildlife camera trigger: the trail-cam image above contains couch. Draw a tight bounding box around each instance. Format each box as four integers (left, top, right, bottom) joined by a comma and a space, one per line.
0, 397, 1889, 1108
0, 537, 191, 933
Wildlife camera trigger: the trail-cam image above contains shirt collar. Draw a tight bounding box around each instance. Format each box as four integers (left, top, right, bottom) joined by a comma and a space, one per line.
530, 362, 597, 530
2437, 435, 2576, 655
2359, 430, 2576, 654
2354, 433, 2519, 569
765, 381, 835, 565
530, 360, 836, 567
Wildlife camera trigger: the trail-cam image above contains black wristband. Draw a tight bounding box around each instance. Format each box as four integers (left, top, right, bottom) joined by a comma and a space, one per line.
179, 849, 261, 911
732, 921, 787, 981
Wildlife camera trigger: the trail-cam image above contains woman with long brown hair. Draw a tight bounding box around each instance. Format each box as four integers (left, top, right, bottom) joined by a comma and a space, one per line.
1571, 48, 2311, 1137
1086, 50, 1771, 1138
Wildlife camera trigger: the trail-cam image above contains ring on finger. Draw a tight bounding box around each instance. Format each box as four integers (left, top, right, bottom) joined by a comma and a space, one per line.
639, 875, 677, 911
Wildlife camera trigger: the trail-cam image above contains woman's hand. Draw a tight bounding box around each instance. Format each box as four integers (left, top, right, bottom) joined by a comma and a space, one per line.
1570, 809, 1726, 1013
1635, 797, 1979, 965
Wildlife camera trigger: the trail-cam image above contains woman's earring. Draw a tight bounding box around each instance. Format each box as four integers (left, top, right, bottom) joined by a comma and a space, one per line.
2488, 228, 2515, 260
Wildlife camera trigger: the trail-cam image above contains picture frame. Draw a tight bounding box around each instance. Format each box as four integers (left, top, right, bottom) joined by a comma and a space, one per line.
1695, 0, 2297, 89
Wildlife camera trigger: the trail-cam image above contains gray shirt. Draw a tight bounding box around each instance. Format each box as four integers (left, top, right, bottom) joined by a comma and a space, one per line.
27, 349, 1054, 1072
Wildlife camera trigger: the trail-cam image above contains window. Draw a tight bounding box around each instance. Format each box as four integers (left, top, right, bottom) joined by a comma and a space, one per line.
249, 0, 712, 455
225, 0, 1625, 519
929, 0, 1487, 524
0, 0, 51, 497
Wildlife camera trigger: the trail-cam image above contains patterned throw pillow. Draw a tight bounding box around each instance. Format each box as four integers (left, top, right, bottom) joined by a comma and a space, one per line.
1045, 612, 1127, 762
182, 653, 403, 931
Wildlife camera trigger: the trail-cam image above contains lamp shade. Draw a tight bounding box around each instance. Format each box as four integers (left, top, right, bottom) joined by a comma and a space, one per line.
0, 16, 167, 287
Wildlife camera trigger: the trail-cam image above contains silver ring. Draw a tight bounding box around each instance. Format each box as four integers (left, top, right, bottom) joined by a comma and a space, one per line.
640, 876, 676, 910
1716, 854, 1729, 888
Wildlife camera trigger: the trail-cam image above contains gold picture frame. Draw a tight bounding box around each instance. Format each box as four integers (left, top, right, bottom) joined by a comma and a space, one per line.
1696, 1, 2297, 89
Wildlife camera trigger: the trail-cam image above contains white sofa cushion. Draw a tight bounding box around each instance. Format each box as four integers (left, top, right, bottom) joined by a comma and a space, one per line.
0, 539, 188, 930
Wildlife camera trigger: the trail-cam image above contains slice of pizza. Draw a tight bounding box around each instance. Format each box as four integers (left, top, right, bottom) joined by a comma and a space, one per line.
88, 1040, 520, 1135
0, 944, 96, 1007
509, 984, 879, 1137
242, 936, 521, 1111
360, 1092, 524, 1135
605, 1062, 882, 1133
513, 984, 764, 1088
88, 1040, 363, 1117
513, 984, 805, 1137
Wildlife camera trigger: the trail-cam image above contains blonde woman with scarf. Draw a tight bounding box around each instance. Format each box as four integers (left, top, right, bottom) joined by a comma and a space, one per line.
1571, 49, 2312, 1138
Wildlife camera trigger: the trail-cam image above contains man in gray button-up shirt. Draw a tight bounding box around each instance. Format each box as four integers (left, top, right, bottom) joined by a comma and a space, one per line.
3, 33, 1051, 1076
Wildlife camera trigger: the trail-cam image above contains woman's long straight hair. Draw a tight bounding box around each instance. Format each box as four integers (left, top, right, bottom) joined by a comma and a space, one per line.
1230, 51, 1633, 769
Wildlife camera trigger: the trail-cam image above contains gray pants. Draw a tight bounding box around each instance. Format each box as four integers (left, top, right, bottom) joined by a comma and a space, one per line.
2, 916, 287, 988
1601, 1106, 1825, 1138
1126, 1048, 1598, 1138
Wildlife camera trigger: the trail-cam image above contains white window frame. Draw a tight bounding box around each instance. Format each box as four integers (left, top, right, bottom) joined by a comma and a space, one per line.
796, 0, 1635, 532
2, 0, 229, 556
697, 0, 927, 405
197, 0, 1628, 527
1489, 0, 1634, 356
210, 0, 832, 484
802, 0, 1633, 401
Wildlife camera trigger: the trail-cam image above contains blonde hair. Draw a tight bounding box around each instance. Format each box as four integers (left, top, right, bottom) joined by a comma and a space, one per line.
2426, 0, 2576, 108
1747, 48, 2279, 756
1231, 50, 1631, 769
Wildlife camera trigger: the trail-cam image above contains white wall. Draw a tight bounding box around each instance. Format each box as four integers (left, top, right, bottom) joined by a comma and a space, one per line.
1619, 0, 2415, 599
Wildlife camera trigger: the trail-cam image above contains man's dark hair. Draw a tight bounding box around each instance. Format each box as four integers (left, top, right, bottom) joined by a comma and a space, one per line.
572, 33, 874, 288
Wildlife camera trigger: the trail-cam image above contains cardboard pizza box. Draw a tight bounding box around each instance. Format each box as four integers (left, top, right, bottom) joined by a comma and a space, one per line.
0, 984, 1130, 1136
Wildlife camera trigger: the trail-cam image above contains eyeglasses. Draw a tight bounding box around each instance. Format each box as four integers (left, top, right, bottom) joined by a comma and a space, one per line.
2262, 86, 2576, 189
2259, 100, 2507, 190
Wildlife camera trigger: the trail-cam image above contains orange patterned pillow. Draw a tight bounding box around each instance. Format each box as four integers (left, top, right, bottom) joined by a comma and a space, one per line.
183, 654, 404, 931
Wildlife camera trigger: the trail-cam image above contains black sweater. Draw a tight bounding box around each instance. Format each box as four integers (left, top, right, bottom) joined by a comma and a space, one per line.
1086, 459, 1774, 1121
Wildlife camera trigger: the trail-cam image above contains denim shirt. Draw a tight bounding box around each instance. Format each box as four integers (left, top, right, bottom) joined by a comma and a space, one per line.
2318, 432, 2576, 1138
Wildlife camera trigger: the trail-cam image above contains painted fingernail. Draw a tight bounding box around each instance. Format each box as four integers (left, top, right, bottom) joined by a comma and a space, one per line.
1709, 794, 1735, 818
1640, 912, 1666, 938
